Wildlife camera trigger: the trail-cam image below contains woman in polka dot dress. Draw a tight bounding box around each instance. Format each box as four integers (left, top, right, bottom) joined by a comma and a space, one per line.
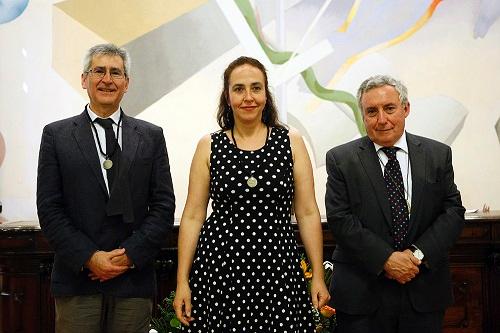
173, 56, 330, 332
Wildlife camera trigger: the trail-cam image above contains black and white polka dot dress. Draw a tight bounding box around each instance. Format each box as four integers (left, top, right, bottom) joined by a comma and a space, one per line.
185, 127, 315, 332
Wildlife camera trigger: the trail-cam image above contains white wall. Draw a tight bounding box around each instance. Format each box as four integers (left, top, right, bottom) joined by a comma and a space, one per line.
0, 0, 499, 222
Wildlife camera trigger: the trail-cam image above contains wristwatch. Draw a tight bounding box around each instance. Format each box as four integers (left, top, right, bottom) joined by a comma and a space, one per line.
410, 245, 424, 261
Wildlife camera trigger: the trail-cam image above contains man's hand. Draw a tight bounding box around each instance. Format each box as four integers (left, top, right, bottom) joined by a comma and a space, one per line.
110, 252, 133, 267
86, 248, 129, 282
384, 250, 421, 284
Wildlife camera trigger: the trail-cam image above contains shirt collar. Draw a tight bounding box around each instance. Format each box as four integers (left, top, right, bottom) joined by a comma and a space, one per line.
86, 104, 121, 124
373, 132, 409, 154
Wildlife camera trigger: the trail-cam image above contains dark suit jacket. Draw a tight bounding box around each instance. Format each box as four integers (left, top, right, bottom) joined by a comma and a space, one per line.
325, 132, 465, 314
36, 110, 175, 298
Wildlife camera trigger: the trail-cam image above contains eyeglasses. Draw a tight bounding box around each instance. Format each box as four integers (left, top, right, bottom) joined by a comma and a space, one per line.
86, 67, 126, 80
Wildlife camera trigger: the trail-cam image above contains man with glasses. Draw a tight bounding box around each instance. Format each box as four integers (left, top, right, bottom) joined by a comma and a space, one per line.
37, 44, 175, 332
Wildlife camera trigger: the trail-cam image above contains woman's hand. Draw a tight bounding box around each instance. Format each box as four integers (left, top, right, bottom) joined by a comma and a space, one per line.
310, 276, 331, 309
173, 282, 195, 326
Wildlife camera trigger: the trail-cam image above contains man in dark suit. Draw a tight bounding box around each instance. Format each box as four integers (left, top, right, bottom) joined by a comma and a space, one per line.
325, 75, 465, 333
37, 44, 175, 332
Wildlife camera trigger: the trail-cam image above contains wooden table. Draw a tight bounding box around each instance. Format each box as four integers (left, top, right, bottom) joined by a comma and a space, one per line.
1, 212, 499, 332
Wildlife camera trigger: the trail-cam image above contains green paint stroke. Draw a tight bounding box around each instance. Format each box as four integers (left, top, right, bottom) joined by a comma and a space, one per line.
235, 0, 366, 135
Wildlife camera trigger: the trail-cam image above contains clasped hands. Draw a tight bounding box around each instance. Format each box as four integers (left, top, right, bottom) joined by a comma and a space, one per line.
383, 249, 421, 284
85, 248, 132, 282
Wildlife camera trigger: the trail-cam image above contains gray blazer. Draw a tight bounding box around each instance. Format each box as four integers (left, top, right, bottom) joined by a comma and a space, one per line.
325, 132, 465, 314
37, 110, 175, 298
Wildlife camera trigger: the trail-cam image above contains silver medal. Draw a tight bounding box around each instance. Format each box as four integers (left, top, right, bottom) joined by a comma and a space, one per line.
247, 176, 258, 188
103, 159, 113, 170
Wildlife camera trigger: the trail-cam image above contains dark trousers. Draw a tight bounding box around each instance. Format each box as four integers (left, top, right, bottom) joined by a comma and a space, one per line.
55, 294, 153, 333
336, 280, 444, 333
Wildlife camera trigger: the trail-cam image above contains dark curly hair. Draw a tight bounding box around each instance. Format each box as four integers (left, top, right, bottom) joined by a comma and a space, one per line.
216, 56, 284, 130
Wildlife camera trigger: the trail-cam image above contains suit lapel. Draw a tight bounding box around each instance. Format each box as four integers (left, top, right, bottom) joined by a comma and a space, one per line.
72, 110, 108, 195
406, 133, 425, 238
105, 112, 139, 223
357, 136, 392, 226
119, 113, 140, 178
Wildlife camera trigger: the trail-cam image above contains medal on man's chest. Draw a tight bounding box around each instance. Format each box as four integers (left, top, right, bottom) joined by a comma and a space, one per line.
103, 159, 113, 170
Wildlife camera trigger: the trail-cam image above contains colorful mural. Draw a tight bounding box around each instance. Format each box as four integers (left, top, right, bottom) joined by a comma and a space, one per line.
0, 0, 499, 221
49, 0, 488, 166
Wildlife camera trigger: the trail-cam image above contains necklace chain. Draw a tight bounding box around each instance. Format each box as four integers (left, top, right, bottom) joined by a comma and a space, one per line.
87, 110, 122, 170
88, 111, 122, 159
230, 126, 270, 188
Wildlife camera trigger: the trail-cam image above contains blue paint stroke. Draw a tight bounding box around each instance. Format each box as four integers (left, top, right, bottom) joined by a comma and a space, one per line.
0, 0, 29, 24
474, 0, 500, 38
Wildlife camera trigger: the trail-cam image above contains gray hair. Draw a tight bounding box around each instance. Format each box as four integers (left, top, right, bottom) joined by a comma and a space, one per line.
83, 44, 131, 77
357, 75, 408, 109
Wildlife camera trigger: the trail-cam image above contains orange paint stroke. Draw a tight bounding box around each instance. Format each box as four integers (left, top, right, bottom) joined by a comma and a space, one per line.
329, 0, 442, 88
338, 0, 361, 32
307, 0, 442, 111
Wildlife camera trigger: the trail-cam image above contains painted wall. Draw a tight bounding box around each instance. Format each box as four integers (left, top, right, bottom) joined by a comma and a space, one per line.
0, 0, 499, 222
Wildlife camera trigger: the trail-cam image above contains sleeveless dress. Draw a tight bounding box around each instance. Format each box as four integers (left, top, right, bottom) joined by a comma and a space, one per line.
185, 127, 315, 333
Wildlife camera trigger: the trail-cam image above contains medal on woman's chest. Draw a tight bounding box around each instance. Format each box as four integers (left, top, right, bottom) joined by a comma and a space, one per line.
231, 126, 270, 189
247, 176, 258, 188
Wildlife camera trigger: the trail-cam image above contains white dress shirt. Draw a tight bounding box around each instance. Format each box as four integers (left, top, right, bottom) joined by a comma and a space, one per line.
373, 132, 413, 213
86, 105, 123, 194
